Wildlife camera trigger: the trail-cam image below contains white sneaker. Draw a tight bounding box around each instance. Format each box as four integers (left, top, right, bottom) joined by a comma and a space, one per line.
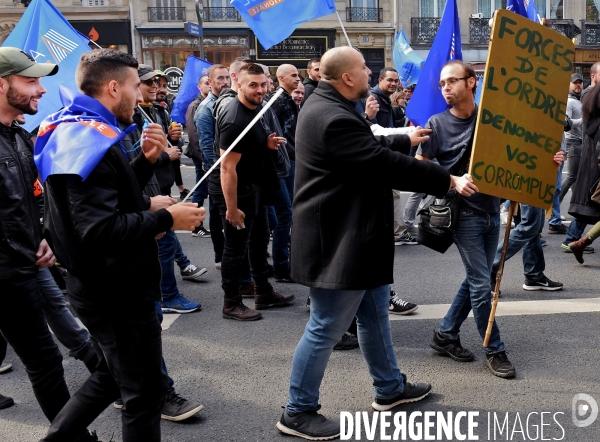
181, 264, 207, 281
0, 363, 12, 374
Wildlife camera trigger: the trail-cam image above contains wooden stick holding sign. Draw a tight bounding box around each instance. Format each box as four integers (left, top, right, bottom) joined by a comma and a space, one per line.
484, 200, 518, 347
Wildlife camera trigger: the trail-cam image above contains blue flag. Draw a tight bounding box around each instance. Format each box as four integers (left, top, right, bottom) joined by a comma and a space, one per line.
2, 0, 91, 132
231, 0, 336, 50
393, 30, 425, 87
506, 0, 541, 23
405, 0, 462, 127
171, 55, 212, 124
34, 86, 137, 182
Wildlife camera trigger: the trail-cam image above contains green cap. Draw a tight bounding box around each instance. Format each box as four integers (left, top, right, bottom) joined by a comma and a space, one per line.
0, 47, 58, 78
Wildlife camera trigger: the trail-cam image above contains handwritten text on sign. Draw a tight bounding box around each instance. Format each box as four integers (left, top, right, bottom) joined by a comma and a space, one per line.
470, 9, 574, 209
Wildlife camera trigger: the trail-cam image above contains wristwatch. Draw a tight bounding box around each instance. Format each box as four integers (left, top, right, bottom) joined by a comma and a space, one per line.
360, 112, 369, 119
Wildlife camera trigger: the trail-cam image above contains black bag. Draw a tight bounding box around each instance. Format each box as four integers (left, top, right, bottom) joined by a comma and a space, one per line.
428, 189, 462, 230
416, 209, 455, 253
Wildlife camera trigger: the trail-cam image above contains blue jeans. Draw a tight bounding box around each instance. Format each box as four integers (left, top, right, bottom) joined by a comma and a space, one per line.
157, 229, 182, 302
565, 218, 587, 243
37, 267, 97, 367
286, 285, 405, 414
272, 177, 293, 271
174, 234, 190, 272
284, 160, 295, 204
492, 204, 545, 279
549, 160, 564, 226
191, 157, 209, 207
439, 211, 505, 354
154, 302, 175, 394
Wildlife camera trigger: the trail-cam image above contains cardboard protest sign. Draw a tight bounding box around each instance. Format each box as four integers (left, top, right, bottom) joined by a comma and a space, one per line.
469, 9, 574, 209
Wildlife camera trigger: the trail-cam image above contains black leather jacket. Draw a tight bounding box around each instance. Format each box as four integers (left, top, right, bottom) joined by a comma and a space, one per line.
0, 122, 42, 280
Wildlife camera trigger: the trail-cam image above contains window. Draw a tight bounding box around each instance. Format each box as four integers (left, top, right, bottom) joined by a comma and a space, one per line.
420, 0, 447, 17
535, 0, 564, 19
477, 0, 506, 17
82, 0, 109, 5
153, 0, 183, 7
587, 0, 599, 20
351, 0, 378, 7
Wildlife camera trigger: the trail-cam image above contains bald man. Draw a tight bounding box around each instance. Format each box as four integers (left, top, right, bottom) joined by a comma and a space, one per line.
276, 46, 476, 440
266, 64, 300, 282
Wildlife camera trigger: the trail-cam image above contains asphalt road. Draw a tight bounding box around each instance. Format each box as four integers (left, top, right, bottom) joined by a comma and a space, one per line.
2, 162, 600, 442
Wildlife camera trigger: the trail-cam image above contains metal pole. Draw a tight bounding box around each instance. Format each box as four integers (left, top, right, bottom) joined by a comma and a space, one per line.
195, 0, 205, 60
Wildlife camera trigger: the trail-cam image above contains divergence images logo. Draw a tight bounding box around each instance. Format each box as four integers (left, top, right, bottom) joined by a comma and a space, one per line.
572, 394, 598, 428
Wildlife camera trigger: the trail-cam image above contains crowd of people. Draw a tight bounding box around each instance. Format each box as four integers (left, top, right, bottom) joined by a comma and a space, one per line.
0, 42, 597, 441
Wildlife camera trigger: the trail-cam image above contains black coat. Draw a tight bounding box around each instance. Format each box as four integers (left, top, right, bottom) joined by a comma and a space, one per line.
301, 77, 319, 106
568, 116, 600, 224
290, 82, 451, 289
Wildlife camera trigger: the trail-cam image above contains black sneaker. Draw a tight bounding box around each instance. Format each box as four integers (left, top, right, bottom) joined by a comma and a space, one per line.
561, 241, 594, 253
274, 268, 295, 283
0, 393, 14, 410
113, 398, 123, 409
547, 224, 567, 234
395, 230, 418, 245
276, 409, 340, 440
161, 392, 204, 422
179, 188, 191, 202
522, 274, 563, 291
389, 290, 418, 315
180, 264, 207, 281
191, 225, 211, 237
372, 374, 432, 411
333, 333, 359, 350
485, 351, 516, 378
430, 330, 474, 362
306, 296, 311, 308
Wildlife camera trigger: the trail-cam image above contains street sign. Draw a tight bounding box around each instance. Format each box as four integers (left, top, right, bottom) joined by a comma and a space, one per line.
185, 21, 202, 38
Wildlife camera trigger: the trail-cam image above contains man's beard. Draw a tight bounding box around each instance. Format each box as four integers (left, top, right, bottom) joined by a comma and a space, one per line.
156, 92, 167, 102
241, 90, 263, 106
114, 94, 134, 124
358, 85, 370, 100
6, 84, 37, 115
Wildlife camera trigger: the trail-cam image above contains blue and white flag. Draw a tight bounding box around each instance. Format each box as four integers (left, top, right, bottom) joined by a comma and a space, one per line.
34, 86, 137, 182
393, 30, 425, 87
3, 0, 91, 131
506, 0, 541, 23
231, 0, 336, 50
171, 55, 212, 124
405, 0, 462, 127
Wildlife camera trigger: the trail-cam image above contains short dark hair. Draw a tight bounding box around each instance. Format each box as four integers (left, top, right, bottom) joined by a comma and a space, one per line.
207, 64, 228, 80
582, 82, 600, 121
230, 57, 254, 76
75, 49, 138, 98
379, 67, 398, 79
238, 63, 266, 81
442, 60, 477, 96
307, 58, 320, 70
198, 74, 207, 84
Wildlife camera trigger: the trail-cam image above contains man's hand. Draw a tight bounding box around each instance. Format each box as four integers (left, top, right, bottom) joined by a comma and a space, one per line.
267, 133, 285, 151
168, 122, 183, 141
553, 150, 565, 166
408, 126, 432, 146
155, 232, 166, 240
226, 208, 246, 229
166, 203, 206, 231
450, 173, 479, 197
365, 95, 379, 120
141, 123, 167, 164
150, 196, 177, 212
165, 145, 182, 161
35, 239, 56, 267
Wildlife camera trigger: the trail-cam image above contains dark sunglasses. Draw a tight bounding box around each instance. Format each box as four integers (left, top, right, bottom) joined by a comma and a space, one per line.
141, 78, 160, 86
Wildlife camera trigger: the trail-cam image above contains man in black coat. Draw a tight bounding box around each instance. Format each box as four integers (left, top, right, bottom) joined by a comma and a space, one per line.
300, 57, 320, 105
276, 46, 474, 441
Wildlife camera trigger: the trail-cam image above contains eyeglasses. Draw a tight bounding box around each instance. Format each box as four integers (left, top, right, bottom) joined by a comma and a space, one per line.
438, 77, 468, 90
141, 78, 160, 86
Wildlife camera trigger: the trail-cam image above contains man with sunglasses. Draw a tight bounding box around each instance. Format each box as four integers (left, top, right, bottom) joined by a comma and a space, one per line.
416, 60, 515, 378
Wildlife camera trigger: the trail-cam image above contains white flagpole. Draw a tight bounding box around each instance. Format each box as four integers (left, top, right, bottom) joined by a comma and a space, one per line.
180, 87, 285, 203
335, 10, 353, 46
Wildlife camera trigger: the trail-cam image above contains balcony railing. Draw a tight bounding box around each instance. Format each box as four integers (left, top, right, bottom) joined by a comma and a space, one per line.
204, 6, 241, 22
148, 7, 186, 22
580, 20, 600, 45
544, 19, 581, 39
346, 7, 383, 23
469, 17, 491, 44
411, 17, 441, 45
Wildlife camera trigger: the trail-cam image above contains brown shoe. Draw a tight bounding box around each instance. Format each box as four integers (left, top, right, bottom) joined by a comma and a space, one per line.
222, 298, 262, 321
254, 285, 294, 310
239, 280, 255, 298
569, 235, 593, 264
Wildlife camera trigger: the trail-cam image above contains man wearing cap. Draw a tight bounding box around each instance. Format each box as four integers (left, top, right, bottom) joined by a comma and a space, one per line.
0, 47, 98, 440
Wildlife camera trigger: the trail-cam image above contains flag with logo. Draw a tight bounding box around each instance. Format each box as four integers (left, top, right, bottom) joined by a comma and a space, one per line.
34, 86, 137, 182
2, 0, 91, 131
230, 0, 336, 50
170, 55, 212, 124
506, 0, 541, 23
405, 0, 462, 127
393, 30, 425, 87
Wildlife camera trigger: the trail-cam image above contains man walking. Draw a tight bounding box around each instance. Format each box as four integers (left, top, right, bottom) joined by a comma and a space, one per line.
301, 57, 320, 105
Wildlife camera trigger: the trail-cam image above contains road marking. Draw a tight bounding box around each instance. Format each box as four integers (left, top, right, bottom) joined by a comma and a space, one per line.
389, 297, 600, 321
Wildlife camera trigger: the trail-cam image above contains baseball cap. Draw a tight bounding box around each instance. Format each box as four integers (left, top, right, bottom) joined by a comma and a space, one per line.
138, 64, 158, 81
0, 47, 58, 78
571, 73, 583, 83
154, 69, 168, 80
